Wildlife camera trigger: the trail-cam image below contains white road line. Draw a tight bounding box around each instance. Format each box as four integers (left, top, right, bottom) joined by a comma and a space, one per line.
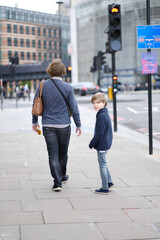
127, 107, 138, 114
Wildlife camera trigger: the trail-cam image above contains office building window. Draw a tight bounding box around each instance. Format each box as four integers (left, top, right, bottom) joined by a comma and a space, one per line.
7, 24, 11, 33
32, 52, 36, 60
26, 26, 30, 34
21, 52, 24, 60
32, 40, 36, 48
20, 39, 24, 47
32, 27, 35, 35
54, 41, 57, 50
14, 38, 18, 47
14, 51, 18, 57
13, 25, 18, 33
38, 27, 41, 36
20, 25, 24, 34
27, 52, 30, 60
44, 53, 47, 61
48, 29, 52, 38
49, 53, 52, 61
49, 41, 52, 50
26, 39, 30, 48
43, 28, 46, 36
43, 40, 46, 49
54, 29, 57, 38
8, 51, 12, 59
8, 37, 12, 46
54, 53, 57, 59
38, 40, 41, 49
38, 52, 41, 61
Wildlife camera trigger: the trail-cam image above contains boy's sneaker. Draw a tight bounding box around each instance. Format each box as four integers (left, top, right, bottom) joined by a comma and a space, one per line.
62, 175, 69, 183
108, 182, 114, 188
52, 184, 62, 192
95, 188, 109, 195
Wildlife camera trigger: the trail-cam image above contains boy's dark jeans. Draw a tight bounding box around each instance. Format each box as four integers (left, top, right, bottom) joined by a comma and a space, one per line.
43, 126, 71, 187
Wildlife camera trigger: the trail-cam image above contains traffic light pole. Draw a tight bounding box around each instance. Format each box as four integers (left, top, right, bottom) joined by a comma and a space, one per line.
112, 52, 117, 132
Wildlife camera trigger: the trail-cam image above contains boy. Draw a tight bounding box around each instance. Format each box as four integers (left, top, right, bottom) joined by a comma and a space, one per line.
89, 92, 114, 194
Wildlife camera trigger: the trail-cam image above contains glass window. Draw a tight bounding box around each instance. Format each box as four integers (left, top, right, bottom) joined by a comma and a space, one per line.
26, 26, 30, 34
49, 53, 52, 61
32, 40, 36, 48
8, 51, 12, 59
48, 29, 52, 38
26, 39, 30, 48
54, 29, 57, 38
43, 40, 46, 49
14, 38, 18, 47
54, 41, 57, 50
8, 37, 12, 46
20, 39, 24, 47
13, 25, 17, 33
38, 40, 41, 48
27, 52, 30, 60
21, 52, 24, 60
20, 25, 24, 34
43, 28, 46, 36
7, 24, 11, 33
38, 52, 41, 61
38, 27, 41, 36
44, 53, 47, 61
32, 52, 36, 60
32, 27, 35, 35
14, 51, 18, 57
49, 41, 52, 50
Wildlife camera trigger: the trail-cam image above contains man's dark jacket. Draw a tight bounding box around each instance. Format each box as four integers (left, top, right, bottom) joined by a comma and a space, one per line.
89, 107, 113, 151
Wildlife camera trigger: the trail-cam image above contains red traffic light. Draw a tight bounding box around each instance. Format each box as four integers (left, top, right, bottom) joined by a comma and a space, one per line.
111, 6, 120, 15
68, 66, 72, 71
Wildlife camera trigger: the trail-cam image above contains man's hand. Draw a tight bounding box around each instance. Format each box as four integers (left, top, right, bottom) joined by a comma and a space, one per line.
76, 128, 82, 137
32, 124, 40, 132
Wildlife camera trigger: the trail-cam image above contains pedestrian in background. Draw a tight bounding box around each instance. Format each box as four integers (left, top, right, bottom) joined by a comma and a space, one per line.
89, 92, 114, 194
32, 59, 82, 192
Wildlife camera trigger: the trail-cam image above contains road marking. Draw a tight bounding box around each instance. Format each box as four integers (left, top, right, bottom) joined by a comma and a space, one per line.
127, 107, 138, 114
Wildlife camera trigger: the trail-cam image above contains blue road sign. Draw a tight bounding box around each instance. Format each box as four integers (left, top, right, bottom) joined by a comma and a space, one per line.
137, 25, 160, 49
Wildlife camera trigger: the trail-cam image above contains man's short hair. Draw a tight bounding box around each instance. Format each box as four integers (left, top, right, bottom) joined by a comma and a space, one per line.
91, 92, 107, 106
46, 59, 66, 77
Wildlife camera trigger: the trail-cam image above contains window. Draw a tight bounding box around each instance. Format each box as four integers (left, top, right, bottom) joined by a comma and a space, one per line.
20, 25, 24, 34
27, 52, 30, 60
8, 37, 12, 46
13, 25, 17, 33
49, 41, 52, 50
32, 40, 35, 48
54, 41, 57, 50
14, 51, 18, 57
38, 40, 41, 49
32, 52, 36, 60
43, 40, 46, 49
54, 29, 57, 38
26, 26, 30, 34
38, 27, 41, 36
21, 52, 24, 60
38, 52, 41, 61
54, 53, 57, 59
20, 39, 24, 47
8, 51, 12, 59
48, 29, 52, 38
26, 39, 30, 48
14, 38, 18, 47
43, 28, 46, 36
44, 53, 47, 61
7, 24, 11, 33
32, 27, 35, 35
49, 53, 52, 61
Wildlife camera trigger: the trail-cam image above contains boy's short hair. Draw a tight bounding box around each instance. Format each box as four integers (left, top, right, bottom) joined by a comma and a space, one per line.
46, 59, 66, 77
91, 92, 107, 106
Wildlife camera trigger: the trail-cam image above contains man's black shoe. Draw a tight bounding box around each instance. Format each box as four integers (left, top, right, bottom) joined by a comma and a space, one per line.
62, 175, 69, 183
52, 184, 62, 192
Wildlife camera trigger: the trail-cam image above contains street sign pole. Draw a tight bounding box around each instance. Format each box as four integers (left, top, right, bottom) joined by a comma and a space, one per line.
147, 0, 153, 155
112, 52, 117, 132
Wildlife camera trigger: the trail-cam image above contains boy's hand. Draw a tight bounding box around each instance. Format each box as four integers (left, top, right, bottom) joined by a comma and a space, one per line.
76, 128, 82, 137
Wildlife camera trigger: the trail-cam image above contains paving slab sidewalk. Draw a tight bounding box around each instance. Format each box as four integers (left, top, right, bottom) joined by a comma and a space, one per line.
0, 102, 160, 240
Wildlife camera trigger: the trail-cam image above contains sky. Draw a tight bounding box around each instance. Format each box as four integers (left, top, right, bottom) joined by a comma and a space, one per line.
0, 0, 59, 14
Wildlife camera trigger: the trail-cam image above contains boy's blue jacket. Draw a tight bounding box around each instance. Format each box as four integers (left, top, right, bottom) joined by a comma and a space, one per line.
89, 107, 113, 151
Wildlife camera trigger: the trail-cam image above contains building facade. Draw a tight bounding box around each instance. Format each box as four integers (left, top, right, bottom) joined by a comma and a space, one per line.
0, 6, 70, 65
70, 0, 160, 86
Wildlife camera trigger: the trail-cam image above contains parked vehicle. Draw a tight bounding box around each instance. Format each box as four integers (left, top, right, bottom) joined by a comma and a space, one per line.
73, 81, 100, 96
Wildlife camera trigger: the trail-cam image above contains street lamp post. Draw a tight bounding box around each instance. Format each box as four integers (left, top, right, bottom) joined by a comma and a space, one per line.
56, 1, 64, 59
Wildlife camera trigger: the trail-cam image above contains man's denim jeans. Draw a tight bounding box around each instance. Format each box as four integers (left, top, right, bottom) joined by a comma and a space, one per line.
43, 126, 71, 186
97, 150, 112, 190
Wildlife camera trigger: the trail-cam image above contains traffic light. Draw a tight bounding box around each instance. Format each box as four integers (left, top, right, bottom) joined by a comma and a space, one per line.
113, 74, 118, 93
67, 66, 72, 78
93, 56, 99, 71
98, 51, 106, 69
108, 4, 122, 52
